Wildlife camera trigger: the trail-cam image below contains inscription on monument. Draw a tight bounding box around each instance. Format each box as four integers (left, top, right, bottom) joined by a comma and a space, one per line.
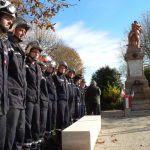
132, 80, 144, 86
134, 88, 144, 98
128, 60, 142, 76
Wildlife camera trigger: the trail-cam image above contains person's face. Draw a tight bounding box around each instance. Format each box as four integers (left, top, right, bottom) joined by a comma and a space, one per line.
81, 82, 85, 86
0, 13, 15, 30
47, 66, 54, 73
30, 49, 40, 60
59, 65, 66, 73
68, 71, 74, 79
76, 79, 81, 84
15, 27, 26, 40
79, 79, 82, 83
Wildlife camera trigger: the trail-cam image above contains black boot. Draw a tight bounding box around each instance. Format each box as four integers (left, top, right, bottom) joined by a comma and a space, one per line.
31, 143, 38, 150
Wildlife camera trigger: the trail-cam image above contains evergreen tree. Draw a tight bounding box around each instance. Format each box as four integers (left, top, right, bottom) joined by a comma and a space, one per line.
91, 66, 123, 110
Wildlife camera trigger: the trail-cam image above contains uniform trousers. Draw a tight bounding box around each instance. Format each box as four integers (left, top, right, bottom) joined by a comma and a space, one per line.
45, 100, 57, 138
23, 102, 40, 150
75, 103, 80, 120
86, 102, 90, 115
79, 105, 85, 118
56, 100, 68, 131
5, 108, 25, 150
39, 107, 48, 141
0, 114, 6, 150
97, 104, 100, 115
68, 102, 73, 125
72, 100, 75, 118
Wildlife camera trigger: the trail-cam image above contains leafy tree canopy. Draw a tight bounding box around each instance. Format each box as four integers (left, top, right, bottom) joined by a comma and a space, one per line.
25, 24, 85, 74
10, 0, 80, 30
144, 65, 150, 87
52, 44, 85, 74
92, 65, 123, 91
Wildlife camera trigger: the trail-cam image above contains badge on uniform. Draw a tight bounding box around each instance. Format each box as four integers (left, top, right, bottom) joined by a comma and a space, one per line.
4, 58, 7, 65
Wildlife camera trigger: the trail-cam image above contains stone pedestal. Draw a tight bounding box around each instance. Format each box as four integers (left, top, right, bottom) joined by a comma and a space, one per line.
124, 108, 131, 117
62, 115, 101, 150
125, 47, 150, 111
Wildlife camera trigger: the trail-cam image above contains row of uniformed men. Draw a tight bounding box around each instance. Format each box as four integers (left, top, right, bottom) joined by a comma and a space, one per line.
0, 1, 84, 150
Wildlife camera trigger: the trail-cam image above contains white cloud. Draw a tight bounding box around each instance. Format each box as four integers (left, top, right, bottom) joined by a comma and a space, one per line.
55, 21, 121, 85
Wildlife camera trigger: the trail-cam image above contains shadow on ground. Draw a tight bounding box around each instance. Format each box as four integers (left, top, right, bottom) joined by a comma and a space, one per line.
101, 116, 150, 136
42, 135, 62, 150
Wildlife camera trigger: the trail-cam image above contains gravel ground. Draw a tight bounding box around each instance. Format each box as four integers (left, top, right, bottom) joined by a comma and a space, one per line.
94, 116, 150, 150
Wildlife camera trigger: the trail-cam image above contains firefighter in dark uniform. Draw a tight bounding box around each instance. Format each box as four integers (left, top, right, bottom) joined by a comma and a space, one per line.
23, 41, 42, 150
53, 60, 69, 139
45, 59, 57, 141
79, 79, 86, 118
81, 79, 88, 115
4, 17, 30, 150
73, 74, 82, 122
0, 1, 16, 149
38, 54, 51, 148
65, 66, 75, 125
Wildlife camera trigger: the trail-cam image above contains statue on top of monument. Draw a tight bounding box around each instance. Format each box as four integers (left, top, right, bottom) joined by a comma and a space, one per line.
128, 21, 142, 48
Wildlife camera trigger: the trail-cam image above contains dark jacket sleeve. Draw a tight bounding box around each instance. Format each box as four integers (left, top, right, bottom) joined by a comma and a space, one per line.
86, 87, 89, 102
77, 88, 81, 103
0, 53, 3, 100
52, 75, 57, 86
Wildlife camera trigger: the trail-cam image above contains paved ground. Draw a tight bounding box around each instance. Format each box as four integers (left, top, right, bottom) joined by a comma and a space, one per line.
94, 116, 150, 150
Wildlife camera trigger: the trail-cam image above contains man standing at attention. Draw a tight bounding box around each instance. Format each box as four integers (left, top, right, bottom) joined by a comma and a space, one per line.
65, 66, 75, 125
4, 17, 30, 150
53, 60, 69, 141
23, 41, 43, 150
0, 1, 16, 149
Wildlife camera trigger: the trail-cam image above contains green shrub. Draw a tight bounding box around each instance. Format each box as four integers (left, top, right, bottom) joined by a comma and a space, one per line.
102, 84, 123, 110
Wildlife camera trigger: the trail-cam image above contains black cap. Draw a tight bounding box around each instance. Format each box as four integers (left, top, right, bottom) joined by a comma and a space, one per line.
74, 74, 83, 79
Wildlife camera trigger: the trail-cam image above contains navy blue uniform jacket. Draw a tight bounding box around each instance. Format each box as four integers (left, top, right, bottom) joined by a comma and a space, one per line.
53, 72, 68, 101
0, 36, 8, 115
40, 69, 49, 108
26, 57, 41, 103
5, 37, 26, 109
73, 83, 81, 104
65, 75, 74, 104
45, 72, 57, 101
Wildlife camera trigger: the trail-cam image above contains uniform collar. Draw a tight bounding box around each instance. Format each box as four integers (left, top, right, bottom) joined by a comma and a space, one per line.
26, 57, 35, 67
8, 37, 19, 48
45, 71, 51, 77
8, 37, 25, 56
57, 71, 64, 76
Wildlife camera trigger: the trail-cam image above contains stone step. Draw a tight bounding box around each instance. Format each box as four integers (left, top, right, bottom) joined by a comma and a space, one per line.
131, 110, 150, 116
101, 110, 124, 117
131, 99, 150, 111
131, 104, 150, 111
131, 99, 150, 105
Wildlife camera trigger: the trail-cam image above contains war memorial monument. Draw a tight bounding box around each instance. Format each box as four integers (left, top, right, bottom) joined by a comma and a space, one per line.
125, 21, 150, 115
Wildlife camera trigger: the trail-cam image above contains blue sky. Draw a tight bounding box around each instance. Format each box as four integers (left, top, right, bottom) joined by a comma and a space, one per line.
51, 0, 150, 85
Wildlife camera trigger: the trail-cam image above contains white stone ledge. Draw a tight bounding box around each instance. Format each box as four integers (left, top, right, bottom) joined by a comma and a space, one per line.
62, 115, 101, 150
